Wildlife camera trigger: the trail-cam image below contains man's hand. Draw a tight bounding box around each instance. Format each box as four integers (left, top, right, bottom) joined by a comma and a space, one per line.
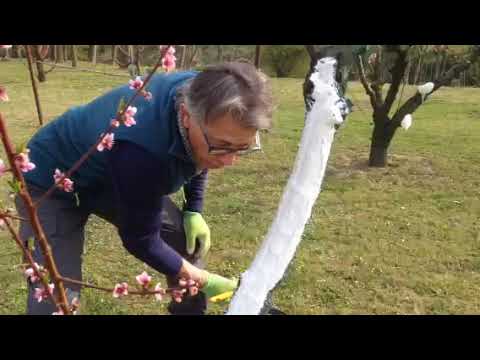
183, 211, 211, 258
201, 272, 238, 300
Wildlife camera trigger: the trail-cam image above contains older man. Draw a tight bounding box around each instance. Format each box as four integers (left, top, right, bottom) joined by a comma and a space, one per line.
16, 61, 273, 315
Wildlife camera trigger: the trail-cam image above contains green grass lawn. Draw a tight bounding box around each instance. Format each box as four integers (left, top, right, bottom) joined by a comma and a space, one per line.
0, 59, 479, 315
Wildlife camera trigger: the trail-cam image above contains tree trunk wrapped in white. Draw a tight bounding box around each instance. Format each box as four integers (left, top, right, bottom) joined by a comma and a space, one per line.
227, 57, 345, 315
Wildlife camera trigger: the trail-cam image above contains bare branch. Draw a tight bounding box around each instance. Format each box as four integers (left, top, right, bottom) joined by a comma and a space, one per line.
355, 55, 377, 109
383, 49, 409, 114
305, 45, 317, 60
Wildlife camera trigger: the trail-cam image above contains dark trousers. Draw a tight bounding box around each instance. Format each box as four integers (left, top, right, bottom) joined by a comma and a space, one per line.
15, 184, 207, 315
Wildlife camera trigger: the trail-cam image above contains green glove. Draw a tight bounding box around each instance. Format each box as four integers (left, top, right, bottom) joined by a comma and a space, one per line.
183, 211, 211, 258
201, 272, 239, 299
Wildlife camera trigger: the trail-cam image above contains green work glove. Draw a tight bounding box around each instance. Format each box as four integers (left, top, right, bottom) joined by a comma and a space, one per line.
201, 272, 239, 299
183, 211, 211, 258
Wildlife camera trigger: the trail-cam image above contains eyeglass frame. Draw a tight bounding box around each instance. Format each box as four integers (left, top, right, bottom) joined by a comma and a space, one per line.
193, 117, 262, 156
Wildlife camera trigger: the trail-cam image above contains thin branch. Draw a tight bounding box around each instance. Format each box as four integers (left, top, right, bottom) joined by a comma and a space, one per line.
383, 48, 409, 115
304, 45, 317, 60
25, 46, 43, 126
0, 111, 70, 314
60, 276, 190, 296
355, 55, 377, 109
2, 216, 61, 310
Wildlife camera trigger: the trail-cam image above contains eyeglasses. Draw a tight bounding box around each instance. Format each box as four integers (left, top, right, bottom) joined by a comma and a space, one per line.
196, 120, 261, 156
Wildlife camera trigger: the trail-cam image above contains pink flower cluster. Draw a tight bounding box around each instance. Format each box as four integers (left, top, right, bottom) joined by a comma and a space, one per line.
113, 282, 129, 298
123, 106, 137, 127
15, 150, 36, 173
97, 133, 114, 152
34, 283, 55, 303
129, 76, 153, 101
24, 262, 44, 283
161, 46, 176, 73
53, 169, 74, 192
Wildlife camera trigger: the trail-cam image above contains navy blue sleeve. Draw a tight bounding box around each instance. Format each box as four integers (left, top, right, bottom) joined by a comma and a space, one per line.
106, 141, 183, 277
183, 169, 208, 213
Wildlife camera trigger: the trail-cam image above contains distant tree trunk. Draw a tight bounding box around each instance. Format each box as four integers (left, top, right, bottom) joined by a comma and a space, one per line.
404, 59, 412, 84
89, 45, 97, 65
414, 56, 424, 84
50, 46, 56, 61
71, 45, 78, 67
254, 45, 261, 69
217, 45, 223, 63
112, 45, 118, 66
180, 45, 187, 69
57, 45, 64, 63
32, 45, 47, 82
12, 45, 20, 58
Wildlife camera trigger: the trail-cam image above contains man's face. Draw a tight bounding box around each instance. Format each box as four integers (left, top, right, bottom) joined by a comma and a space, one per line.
180, 104, 257, 170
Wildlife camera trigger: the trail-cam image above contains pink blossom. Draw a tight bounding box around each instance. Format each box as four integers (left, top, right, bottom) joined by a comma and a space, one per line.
34, 283, 55, 303
135, 271, 152, 288
24, 263, 42, 283
154, 283, 165, 301
162, 47, 176, 72
0, 159, 7, 176
113, 282, 128, 298
111, 119, 120, 128
129, 76, 144, 91
171, 288, 186, 303
0, 45, 12, 49
123, 106, 137, 127
0, 218, 5, 229
142, 91, 153, 101
0, 86, 9, 102
15, 150, 36, 173
53, 169, 74, 193
97, 133, 115, 152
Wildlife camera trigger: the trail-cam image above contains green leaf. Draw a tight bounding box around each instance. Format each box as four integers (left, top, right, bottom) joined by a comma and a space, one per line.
117, 97, 127, 113
27, 237, 36, 252
7, 179, 21, 194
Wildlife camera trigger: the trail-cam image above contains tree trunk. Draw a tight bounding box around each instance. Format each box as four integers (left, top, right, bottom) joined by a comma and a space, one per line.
254, 45, 261, 69
50, 45, 56, 61
403, 59, 412, 84
12, 45, 20, 58
217, 45, 223, 63
112, 45, 118, 66
57, 45, 64, 63
71, 45, 78, 67
414, 55, 424, 85
89, 45, 97, 65
33, 45, 47, 82
434, 53, 443, 80
368, 112, 394, 167
180, 45, 187, 69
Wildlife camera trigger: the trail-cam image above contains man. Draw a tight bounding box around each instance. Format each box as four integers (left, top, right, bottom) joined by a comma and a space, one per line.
16, 61, 273, 315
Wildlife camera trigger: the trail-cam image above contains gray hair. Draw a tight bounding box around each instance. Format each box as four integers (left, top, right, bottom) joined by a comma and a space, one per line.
177, 62, 273, 130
